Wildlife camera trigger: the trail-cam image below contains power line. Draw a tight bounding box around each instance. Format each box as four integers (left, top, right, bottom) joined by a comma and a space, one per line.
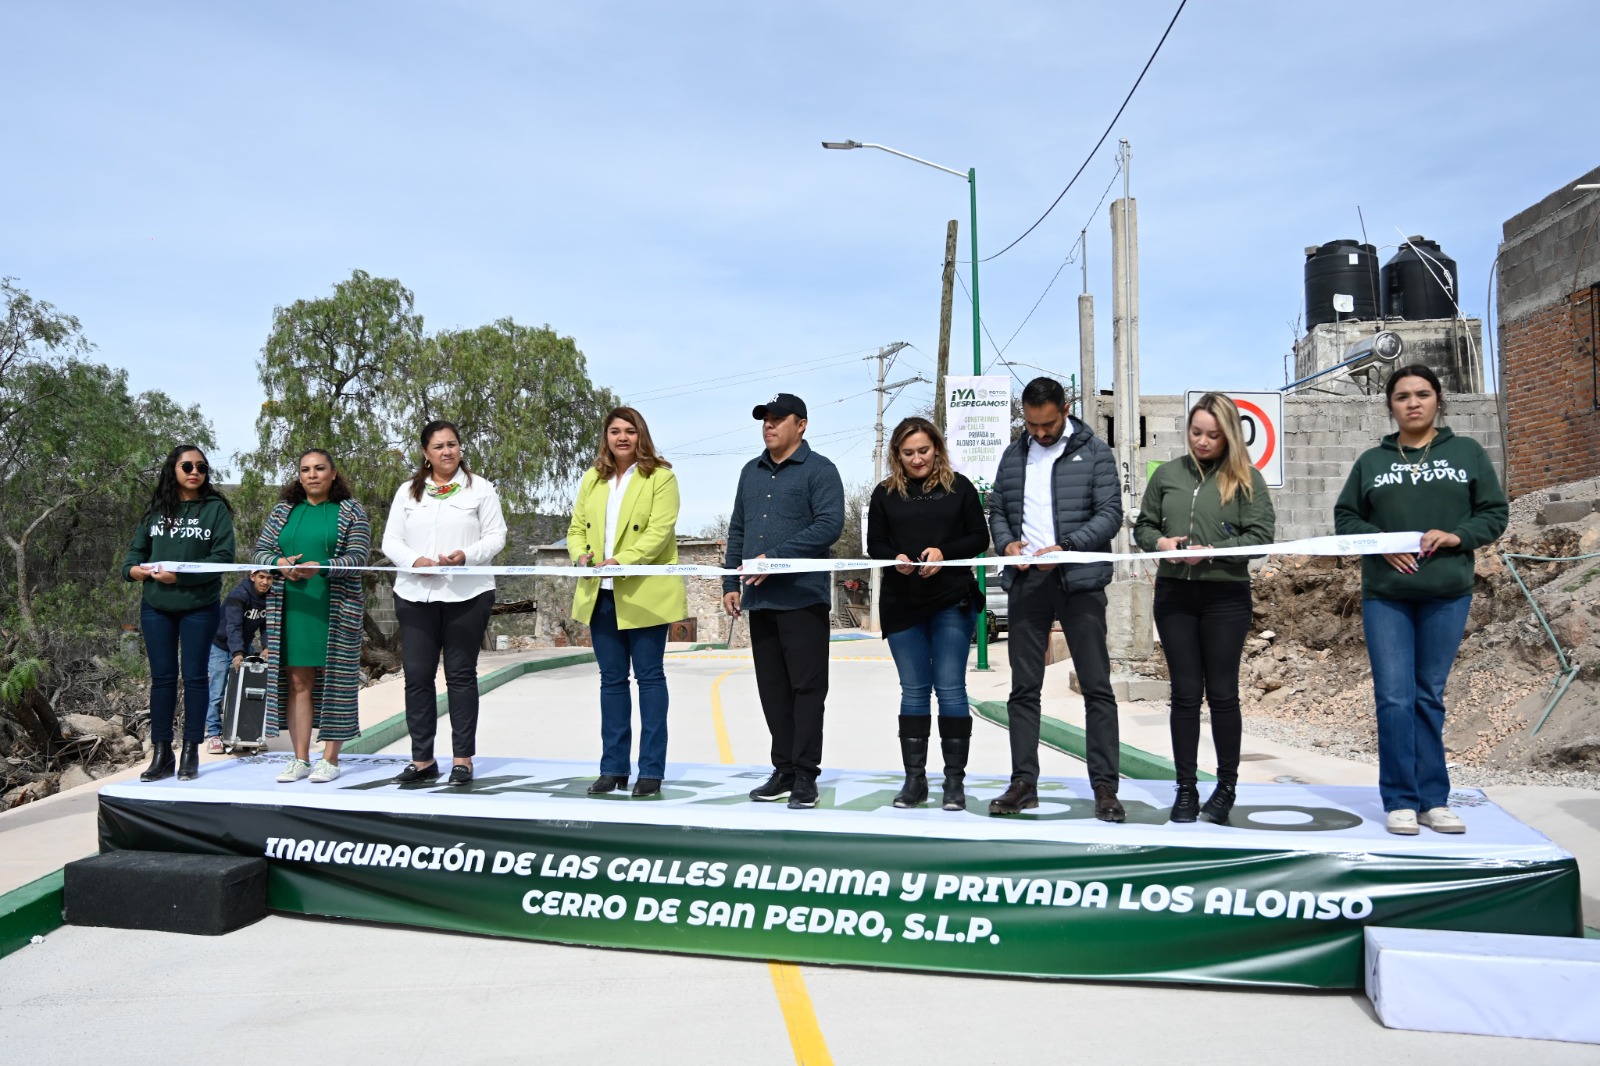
989, 160, 1124, 361
626, 346, 879, 402
954, 270, 1026, 387
980, 0, 1187, 263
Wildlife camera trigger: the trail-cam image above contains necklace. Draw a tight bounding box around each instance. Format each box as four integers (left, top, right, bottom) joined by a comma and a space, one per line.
426, 482, 461, 499
1396, 431, 1436, 473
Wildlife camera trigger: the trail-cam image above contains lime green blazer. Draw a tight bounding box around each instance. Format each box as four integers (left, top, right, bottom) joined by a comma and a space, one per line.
568, 465, 688, 630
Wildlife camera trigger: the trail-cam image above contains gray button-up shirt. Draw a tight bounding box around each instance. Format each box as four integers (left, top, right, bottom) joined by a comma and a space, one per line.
723, 440, 845, 611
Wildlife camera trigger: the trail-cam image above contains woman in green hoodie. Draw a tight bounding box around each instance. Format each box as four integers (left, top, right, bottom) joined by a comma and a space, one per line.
1335, 365, 1507, 836
1135, 393, 1275, 825
123, 444, 237, 782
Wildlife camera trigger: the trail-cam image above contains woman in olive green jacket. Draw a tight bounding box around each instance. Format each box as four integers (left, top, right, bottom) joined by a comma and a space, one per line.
568, 406, 688, 797
1134, 393, 1275, 825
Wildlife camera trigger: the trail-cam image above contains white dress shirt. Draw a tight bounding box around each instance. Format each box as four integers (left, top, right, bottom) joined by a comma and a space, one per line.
382, 470, 508, 603
1020, 428, 1071, 554
600, 464, 637, 590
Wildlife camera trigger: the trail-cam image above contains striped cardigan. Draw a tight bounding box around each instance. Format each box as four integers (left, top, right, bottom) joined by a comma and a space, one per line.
252, 499, 371, 741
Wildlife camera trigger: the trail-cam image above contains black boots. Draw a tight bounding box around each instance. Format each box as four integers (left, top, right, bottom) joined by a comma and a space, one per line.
140, 744, 175, 782
1201, 782, 1237, 824
893, 716, 930, 808
176, 741, 200, 781
1170, 783, 1200, 823
938, 716, 972, 812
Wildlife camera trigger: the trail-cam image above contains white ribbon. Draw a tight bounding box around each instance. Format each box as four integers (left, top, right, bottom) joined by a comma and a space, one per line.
146, 531, 1421, 578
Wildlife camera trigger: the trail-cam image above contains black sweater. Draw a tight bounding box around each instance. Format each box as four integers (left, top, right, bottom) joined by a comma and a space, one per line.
866, 473, 990, 634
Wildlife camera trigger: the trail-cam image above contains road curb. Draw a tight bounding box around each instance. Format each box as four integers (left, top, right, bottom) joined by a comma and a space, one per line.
969, 699, 1215, 782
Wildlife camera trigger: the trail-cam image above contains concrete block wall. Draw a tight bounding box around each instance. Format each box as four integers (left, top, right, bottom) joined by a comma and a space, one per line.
1497, 169, 1600, 497
1130, 394, 1505, 543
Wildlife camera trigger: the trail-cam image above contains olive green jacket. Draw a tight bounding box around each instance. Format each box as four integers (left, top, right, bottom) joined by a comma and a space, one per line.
1133, 456, 1275, 581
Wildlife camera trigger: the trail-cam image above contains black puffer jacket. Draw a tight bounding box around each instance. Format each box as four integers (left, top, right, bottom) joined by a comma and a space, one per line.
987, 419, 1123, 593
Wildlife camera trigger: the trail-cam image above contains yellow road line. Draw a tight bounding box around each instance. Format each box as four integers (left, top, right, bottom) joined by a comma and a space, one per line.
708, 668, 739, 766
767, 960, 835, 1066
706, 665, 833, 1065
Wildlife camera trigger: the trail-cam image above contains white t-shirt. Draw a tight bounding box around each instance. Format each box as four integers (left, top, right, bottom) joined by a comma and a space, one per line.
601, 464, 637, 591
1020, 431, 1070, 554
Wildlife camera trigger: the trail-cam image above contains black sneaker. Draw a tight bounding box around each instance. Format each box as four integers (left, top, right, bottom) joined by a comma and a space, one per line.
786, 773, 819, 809
749, 771, 795, 802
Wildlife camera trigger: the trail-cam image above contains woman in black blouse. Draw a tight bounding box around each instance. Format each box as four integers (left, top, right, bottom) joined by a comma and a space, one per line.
866, 416, 990, 811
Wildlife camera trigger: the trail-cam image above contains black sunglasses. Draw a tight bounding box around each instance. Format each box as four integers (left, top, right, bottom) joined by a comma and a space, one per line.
179, 461, 209, 475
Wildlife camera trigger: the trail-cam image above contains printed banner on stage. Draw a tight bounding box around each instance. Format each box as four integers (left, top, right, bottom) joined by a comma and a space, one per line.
944, 375, 1012, 493
99, 757, 1582, 990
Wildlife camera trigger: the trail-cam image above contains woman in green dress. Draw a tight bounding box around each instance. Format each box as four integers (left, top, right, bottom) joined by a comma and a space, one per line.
252, 449, 371, 784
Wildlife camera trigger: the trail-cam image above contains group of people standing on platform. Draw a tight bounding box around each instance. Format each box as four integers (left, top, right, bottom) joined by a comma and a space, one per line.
122, 362, 1507, 837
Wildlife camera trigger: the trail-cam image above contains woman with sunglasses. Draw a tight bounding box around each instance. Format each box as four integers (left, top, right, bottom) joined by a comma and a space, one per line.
252, 449, 371, 784
123, 445, 237, 782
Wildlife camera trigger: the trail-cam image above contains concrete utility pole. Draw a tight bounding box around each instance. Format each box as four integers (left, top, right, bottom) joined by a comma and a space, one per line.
868, 341, 915, 632
1078, 227, 1097, 432
1109, 139, 1141, 563
1107, 138, 1151, 658
934, 220, 958, 433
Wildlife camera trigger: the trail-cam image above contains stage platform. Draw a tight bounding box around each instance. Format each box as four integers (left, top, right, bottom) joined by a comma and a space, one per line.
98, 754, 1582, 989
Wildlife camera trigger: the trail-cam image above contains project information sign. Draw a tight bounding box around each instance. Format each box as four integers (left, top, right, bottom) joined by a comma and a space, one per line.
944, 375, 1011, 493
99, 756, 1581, 989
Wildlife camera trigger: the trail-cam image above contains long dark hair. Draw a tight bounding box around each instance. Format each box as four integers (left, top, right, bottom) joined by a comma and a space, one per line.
143, 444, 232, 524
1384, 364, 1447, 417
280, 448, 354, 504
408, 419, 475, 502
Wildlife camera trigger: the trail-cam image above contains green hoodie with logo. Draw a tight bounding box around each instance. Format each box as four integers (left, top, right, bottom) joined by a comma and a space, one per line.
1333, 426, 1507, 601
1134, 455, 1276, 581
121, 496, 237, 612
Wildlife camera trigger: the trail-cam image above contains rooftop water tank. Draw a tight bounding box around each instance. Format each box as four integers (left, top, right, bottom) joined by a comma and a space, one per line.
1383, 237, 1458, 320
1304, 240, 1380, 328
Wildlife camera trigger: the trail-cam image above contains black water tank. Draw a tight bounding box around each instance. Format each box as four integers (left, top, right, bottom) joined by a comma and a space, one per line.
1304, 240, 1380, 328
1383, 237, 1458, 320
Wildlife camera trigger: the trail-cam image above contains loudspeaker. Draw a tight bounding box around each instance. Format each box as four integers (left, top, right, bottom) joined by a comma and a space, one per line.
63, 851, 268, 935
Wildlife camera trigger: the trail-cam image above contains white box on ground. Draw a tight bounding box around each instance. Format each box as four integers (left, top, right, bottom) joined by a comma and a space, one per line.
1365, 926, 1600, 1044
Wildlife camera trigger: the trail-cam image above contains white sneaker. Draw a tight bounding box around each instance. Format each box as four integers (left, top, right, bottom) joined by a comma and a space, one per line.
1419, 806, 1466, 834
309, 759, 342, 784
276, 758, 312, 783
1386, 809, 1420, 835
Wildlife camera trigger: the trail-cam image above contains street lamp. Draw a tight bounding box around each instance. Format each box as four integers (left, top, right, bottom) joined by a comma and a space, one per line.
823, 138, 991, 668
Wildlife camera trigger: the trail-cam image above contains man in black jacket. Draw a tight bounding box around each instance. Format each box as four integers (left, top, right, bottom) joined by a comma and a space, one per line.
986, 377, 1126, 820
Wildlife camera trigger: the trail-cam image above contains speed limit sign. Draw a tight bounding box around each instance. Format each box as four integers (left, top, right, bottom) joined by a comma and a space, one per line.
1184, 391, 1284, 488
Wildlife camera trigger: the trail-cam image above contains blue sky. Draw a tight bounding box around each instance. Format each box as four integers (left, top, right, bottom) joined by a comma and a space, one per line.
7, 0, 1597, 530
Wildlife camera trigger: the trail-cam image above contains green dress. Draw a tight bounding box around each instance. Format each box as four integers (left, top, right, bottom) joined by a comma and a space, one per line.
280, 500, 342, 668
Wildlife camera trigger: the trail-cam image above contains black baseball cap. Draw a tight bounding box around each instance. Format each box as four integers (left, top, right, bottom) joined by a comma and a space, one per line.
752, 392, 807, 421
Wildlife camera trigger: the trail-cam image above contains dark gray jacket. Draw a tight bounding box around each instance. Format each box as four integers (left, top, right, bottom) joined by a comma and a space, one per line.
987, 419, 1123, 592
723, 440, 845, 611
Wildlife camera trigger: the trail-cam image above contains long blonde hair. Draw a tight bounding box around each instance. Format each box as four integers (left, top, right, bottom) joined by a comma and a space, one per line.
1187, 393, 1255, 505
593, 406, 671, 479
883, 416, 956, 498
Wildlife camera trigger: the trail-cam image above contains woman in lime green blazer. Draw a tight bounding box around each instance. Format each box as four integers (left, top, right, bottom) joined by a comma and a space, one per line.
568, 406, 687, 797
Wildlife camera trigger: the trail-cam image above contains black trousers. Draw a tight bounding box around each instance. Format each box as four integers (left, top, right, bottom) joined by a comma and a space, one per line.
1152, 577, 1252, 786
1006, 569, 1120, 789
394, 591, 494, 763
748, 603, 831, 776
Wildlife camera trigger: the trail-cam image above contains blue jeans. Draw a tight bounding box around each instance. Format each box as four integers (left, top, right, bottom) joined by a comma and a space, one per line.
885, 603, 976, 716
1362, 595, 1472, 812
206, 644, 231, 737
589, 590, 670, 779
141, 601, 222, 745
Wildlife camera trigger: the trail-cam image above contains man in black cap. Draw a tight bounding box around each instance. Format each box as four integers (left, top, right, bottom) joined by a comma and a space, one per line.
723, 393, 845, 809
